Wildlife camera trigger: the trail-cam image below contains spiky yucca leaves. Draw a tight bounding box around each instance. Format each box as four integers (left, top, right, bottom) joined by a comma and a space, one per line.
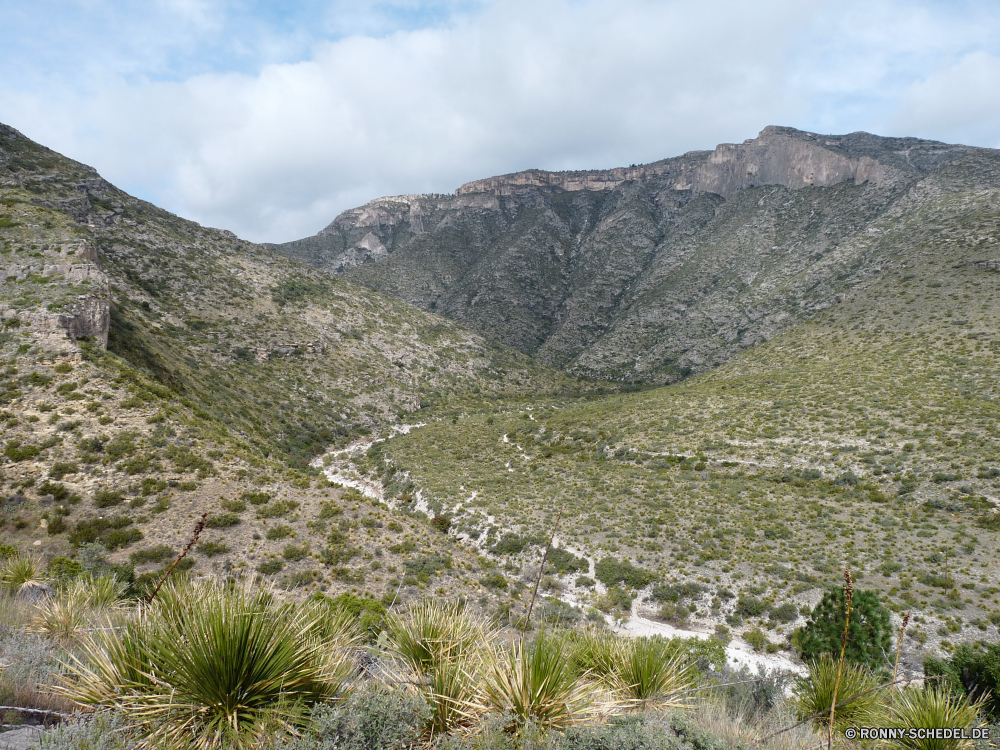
386, 600, 493, 736
608, 636, 698, 710
30, 576, 129, 642
793, 655, 886, 733
888, 687, 984, 750
482, 630, 602, 732
386, 600, 491, 676
58, 579, 362, 750
568, 628, 619, 680
0, 554, 49, 596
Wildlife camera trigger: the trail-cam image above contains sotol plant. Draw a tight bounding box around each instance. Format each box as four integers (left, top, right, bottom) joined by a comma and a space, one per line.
58, 578, 362, 750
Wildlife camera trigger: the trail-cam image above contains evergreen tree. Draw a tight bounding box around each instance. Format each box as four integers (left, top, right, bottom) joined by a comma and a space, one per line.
796, 587, 892, 668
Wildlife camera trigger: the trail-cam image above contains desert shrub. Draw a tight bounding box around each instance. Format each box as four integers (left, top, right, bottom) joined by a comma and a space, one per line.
198, 541, 229, 557
650, 582, 705, 603
37, 480, 69, 501
538, 598, 582, 626
770, 602, 799, 623
33, 712, 138, 749
598, 585, 634, 613
47, 556, 83, 582
796, 587, 892, 668
283, 543, 310, 561
257, 501, 300, 519
222, 499, 247, 513
266, 525, 294, 541
69, 517, 142, 551
242, 491, 272, 505
430, 515, 451, 533
130, 545, 174, 565
205, 512, 241, 528
0, 544, 18, 560
481, 572, 508, 590
735, 595, 768, 619
321, 544, 359, 565
405, 554, 452, 580
313, 592, 387, 641
743, 628, 768, 652
594, 557, 656, 589
5, 439, 40, 461
60, 579, 361, 749
257, 559, 285, 574
93, 488, 125, 508
50, 461, 79, 480
717, 664, 790, 719
923, 642, 1000, 721
491, 533, 543, 556
280, 684, 428, 750
140, 478, 168, 496
546, 547, 587, 575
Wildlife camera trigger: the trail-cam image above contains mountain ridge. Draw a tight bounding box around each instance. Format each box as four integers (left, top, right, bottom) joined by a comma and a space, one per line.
271, 125, 991, 383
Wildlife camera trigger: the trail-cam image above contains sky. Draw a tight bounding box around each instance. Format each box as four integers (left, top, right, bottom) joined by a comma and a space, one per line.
2, 0, 999, 243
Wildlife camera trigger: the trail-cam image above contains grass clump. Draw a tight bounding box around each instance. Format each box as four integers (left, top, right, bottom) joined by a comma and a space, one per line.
792, 654, 885, 733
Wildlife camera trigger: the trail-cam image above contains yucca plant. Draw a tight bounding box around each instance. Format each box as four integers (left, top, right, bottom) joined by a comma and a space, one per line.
386, 599, 491, 676
386, 599, 492, 736
608, 636, 697, 710
568, 628, 620, 680
482, 630, 602, 732
31, 575, 131, 642
888, 687, 984, 750
0, 553, 49, 596
58, 578, 362, 750
793, 654, 887, 733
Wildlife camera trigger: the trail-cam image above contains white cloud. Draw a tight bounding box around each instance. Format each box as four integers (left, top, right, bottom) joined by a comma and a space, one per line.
1, 0, 998, 242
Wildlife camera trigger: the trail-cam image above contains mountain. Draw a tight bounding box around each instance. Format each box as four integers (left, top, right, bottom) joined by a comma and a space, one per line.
0, 121, 581, 604
272, 126, 992, 383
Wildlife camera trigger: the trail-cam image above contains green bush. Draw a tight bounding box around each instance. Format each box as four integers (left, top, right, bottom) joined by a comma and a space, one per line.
46, 556, 83, 581
283, 543, 310, 562
205, 512, 241, 528
69, 517, 142, 551
314, 592, 388, 641
93, 488, 125, 508
222, 499, 247, 513
481, 572, 508, 590
266, 525, 294, 541
594, 557, 656, 589
130, 545, 175, 565
735, 595, 768, 618
198, 541, 229, 557
5, 439, 40, 461
37, 480, 69, 501
796, 587, 892, 668
923, 642, 1000, 721
49, 461, 79, 480
257, 559, 285, 574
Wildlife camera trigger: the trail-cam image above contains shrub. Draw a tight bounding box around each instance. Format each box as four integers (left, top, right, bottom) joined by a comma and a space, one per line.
770, 602, 799, 623
241, 491, 271, 505
283, 685, 428, 750
283, 543, 310, 562
69, 517, 141, 551
221, 499, 247, 513
59, 579, 362, 749
796, 587, 893, 668
49, 461, 79, 480
735, 595, 768, 618
315, 592, 387, 641
37, 480, 69, 501
5, 439, 40, 461
594, 557, 656, 589
198, 541, 229, 558
257, 559, 285, 574
923, 642, 1000, 721
266, 525, 294, 541
205, 512, 241, 528
130, 545, 174, 565
256, 501, 299, 519
718, 664, 790, 719
93, 488, 125, 508
430, 515, 451, 533
598, 585, 634, 613
546, 547, 587, 575
47, 556, 83, 582
744, 627, 769, 652
481, 572, 508, 590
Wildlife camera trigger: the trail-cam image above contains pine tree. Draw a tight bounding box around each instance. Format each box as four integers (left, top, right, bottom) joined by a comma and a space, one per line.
797, 587, 892, 669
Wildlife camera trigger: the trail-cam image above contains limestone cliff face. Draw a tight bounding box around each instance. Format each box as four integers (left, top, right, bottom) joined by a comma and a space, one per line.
0, 241, 110, 352
271, 126, 984, 383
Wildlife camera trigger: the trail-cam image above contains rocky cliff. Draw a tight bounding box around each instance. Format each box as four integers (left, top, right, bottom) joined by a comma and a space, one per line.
272, 126, 989, 383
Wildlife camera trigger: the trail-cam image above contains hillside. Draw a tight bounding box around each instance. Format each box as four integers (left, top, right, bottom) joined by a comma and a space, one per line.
0, 121, 584, 606
273, 126, 993, 384
343, 152, 1000, 665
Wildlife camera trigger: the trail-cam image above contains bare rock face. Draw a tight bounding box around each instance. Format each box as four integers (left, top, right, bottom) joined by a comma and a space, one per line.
0, 240, 111, 352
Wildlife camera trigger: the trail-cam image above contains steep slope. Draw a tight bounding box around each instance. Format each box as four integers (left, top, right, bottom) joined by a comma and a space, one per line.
355, 147, 1000, 659
273, 126, 985, 383
0, 122, 582, 604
